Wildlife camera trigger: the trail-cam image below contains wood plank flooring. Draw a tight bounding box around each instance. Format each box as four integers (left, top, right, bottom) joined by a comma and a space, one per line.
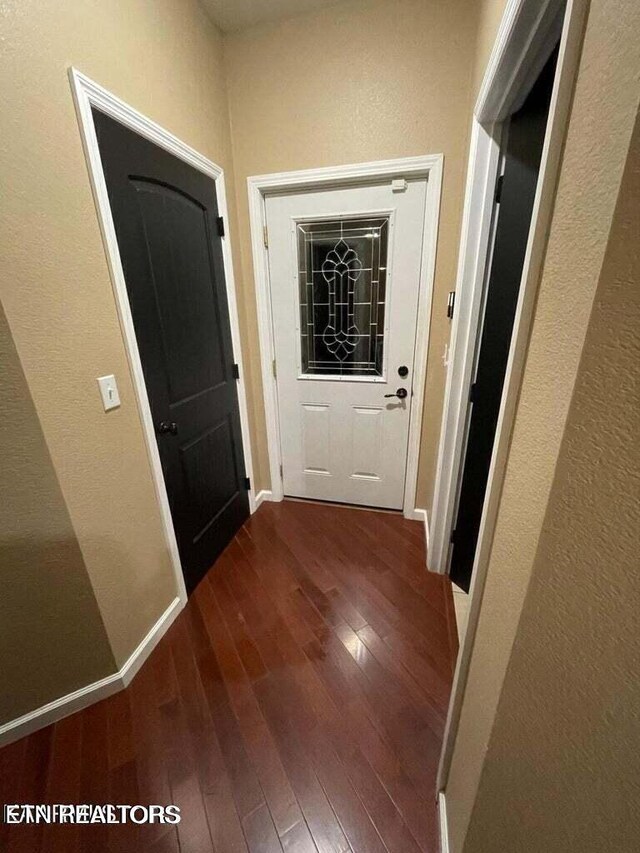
0, 500, 457, 853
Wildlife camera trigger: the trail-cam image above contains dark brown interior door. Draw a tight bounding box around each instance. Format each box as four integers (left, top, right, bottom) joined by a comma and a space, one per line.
449, 46, 558, 592
94, 110, 249, 594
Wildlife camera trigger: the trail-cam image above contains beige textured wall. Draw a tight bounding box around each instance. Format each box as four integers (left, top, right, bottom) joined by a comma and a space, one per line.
0, 0, 485, 724
223, 0, 481, 510
0, 0, 245, 668
470, 0, 508, 98
462, 109, 640, 853
444, 2, 640, 850
0, 303, 116, 723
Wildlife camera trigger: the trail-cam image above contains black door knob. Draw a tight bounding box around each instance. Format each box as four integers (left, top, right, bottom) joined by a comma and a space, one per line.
158, 420, 178, 436
384, 388, 408, 400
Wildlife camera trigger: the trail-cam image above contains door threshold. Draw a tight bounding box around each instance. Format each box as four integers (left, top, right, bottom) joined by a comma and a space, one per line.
284, 496, 402, 515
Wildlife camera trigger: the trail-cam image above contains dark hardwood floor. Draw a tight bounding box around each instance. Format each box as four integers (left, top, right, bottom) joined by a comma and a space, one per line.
0, 500, 457, 853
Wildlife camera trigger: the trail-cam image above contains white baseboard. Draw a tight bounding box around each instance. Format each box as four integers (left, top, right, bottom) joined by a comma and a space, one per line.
0, 671, 123, 748
406, 507, 431, 555
405, 507, 421, 521
0, 595, 183, 747
439, 791, 451, 853
253, 489, 274, 511
119, 596, 182, 687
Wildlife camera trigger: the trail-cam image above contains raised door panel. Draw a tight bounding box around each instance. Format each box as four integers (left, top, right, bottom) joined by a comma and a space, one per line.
301, 403, 331, 476
179, 416, 241, 545
132, 180, 227, 406
350, 406, 383, 481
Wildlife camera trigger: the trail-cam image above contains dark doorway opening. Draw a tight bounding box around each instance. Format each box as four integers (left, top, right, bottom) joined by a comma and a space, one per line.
449, 46, 559, 592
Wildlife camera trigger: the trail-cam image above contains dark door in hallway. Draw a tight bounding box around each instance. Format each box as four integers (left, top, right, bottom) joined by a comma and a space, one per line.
94, 111, 249, 594
449, 47, 558, 592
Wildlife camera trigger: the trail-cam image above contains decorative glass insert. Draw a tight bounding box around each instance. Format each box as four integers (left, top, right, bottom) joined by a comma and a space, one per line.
297, 217, 389, 377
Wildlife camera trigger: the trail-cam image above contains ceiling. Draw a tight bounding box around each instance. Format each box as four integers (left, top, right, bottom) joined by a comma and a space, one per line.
201, 0, 347, 33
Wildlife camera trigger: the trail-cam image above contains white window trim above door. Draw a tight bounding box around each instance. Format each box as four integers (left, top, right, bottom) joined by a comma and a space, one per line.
247, 155, 444, 520
69, 68, 257, 607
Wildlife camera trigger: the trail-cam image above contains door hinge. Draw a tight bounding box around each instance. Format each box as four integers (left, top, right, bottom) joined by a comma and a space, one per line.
447, 291, 456, 319
494, 174, 504, 204
469, 382, 478, 404
263, 225, 269, 249
279, 463, 283, 479
232, 363, 240, 380
272, 358, 277, 379
216, 215, 225, 237
243, 476, 251, 490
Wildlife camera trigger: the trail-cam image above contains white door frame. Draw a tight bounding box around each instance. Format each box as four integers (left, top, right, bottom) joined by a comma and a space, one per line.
433, 0, 588, 828
430, 0, 576, 575
69, 68, 257, 606
247, 155, 443, 519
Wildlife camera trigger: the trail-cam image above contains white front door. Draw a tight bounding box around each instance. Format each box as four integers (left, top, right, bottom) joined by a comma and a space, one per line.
266, 177, 427, 509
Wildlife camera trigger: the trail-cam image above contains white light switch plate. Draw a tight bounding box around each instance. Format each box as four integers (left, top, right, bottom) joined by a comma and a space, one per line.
97, 374, 121, 411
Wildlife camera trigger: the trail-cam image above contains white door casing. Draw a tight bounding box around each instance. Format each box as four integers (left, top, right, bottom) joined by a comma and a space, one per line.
433, 0, 588, 814
266, 179, 428, 509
